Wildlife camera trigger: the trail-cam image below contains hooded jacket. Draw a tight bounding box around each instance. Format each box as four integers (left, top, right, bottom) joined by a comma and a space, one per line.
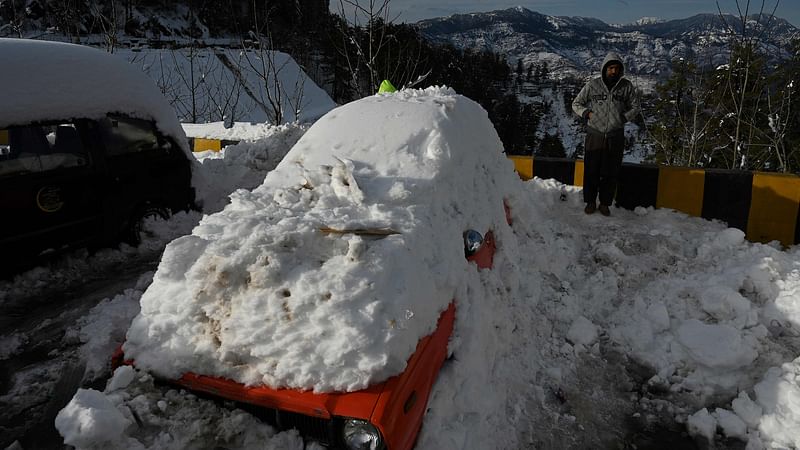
572, 52, 639, 135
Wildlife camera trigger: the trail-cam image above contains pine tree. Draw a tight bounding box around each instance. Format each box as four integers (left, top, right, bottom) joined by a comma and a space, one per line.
521, 103, 540, 154
491, 95, 525, 154
538, 133, 566, 158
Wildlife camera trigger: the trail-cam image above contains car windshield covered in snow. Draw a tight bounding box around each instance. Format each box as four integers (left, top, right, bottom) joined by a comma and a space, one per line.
123, 87, 519, 393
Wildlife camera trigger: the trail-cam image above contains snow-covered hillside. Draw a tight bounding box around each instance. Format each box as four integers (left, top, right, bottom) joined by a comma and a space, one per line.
418, 7, 797, 80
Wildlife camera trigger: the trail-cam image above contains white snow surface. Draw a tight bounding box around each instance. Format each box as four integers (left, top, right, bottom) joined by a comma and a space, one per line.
123, 87, 519, 392
2, 86, 800, 449
188, 122, 309, 213
0, 39, 189, 155
56, 388, 132, 448
183, 122, 289, 141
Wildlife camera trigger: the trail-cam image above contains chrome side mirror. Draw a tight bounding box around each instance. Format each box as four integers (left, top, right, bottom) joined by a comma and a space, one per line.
463, 229, 484, 257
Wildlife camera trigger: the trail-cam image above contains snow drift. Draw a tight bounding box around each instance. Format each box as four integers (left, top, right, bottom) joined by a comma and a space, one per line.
123, 87, 520, 392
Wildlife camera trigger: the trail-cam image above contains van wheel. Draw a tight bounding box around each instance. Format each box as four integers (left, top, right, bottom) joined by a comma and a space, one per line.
124, 205, 170, 247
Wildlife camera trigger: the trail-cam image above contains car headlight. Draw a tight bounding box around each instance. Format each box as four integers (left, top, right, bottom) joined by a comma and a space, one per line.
342, 419, 383, 450
463, 229, 484, 256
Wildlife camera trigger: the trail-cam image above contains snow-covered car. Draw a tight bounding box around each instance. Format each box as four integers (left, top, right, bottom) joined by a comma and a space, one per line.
117, 87, 517, 449
0, 39, 197, 272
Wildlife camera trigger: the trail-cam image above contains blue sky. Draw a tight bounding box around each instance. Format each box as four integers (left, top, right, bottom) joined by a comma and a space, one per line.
368, 0, 798, 27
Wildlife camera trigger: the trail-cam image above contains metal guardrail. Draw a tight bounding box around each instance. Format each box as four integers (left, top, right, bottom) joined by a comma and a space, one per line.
509, 155, 800, 247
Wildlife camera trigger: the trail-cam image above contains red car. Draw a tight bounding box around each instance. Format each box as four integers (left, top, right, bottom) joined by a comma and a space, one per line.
114, 230, 496, 450
115, 88, 516, 450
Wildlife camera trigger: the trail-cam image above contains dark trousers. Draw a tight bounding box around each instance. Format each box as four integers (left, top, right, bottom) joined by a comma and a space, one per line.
583, 130, 624, 206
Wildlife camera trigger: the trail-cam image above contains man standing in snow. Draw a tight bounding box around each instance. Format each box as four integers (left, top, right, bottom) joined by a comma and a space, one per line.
572, 52, 639, 216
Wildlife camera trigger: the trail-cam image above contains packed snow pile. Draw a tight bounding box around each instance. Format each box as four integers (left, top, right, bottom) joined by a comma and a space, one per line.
189, 122, 309, 213
505, 179, 800, 449
55, 174, 800, 449
183, 122, 294, 141
56, 366, 309, 450
123, 87, 520, 392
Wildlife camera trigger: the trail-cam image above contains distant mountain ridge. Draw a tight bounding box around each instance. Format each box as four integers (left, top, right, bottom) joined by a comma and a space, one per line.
416, 7, 798, 79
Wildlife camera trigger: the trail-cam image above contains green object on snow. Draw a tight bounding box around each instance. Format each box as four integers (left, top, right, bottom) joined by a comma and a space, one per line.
378, 80, 397, 93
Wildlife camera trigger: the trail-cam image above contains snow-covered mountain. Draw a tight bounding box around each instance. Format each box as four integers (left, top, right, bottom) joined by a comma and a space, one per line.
627, 17, 665, 27
417, 7, 798, 79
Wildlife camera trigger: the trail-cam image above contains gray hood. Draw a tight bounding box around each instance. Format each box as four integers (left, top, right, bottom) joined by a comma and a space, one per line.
572, 50, 639, 133
601, 52, 625, 81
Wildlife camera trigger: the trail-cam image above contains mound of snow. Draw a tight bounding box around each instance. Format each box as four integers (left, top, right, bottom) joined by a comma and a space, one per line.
123, 87, 519, 392
55, 368, 306, 450
55, 388, 132, 448
190, 122, 308, 213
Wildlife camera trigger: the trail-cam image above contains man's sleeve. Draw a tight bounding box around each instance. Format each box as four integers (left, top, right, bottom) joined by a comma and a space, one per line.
622, 83, 640, 122
572, 83, 591, 119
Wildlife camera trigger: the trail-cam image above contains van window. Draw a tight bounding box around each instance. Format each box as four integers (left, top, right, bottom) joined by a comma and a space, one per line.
0, 123, 89, 177
98, 115, 173, 157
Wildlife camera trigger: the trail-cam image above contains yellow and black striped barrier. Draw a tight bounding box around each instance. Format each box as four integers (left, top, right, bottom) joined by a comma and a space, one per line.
509, 155, 800, 247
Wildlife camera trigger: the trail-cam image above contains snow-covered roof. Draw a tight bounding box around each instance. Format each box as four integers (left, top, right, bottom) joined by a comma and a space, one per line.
123, 86, 520, 392
0, 39, 188, 153
125, 48, 337, 124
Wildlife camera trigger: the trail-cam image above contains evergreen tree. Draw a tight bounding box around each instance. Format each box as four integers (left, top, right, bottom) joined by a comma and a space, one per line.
520, 103, 540, 154
538, 133, 566, 158
489, 95, 522, 153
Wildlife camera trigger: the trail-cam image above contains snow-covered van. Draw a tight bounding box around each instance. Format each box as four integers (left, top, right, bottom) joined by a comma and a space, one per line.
117, 87, 518, 449
0, 39, 196, 271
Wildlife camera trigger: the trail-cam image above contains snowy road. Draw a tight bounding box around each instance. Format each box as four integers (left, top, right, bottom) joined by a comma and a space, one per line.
0, 209, 203, 449
0, 255, 159, 449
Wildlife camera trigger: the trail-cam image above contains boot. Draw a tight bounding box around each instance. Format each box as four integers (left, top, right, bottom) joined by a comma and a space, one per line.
599, 204, 611, 216
584, 202, 596, 214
